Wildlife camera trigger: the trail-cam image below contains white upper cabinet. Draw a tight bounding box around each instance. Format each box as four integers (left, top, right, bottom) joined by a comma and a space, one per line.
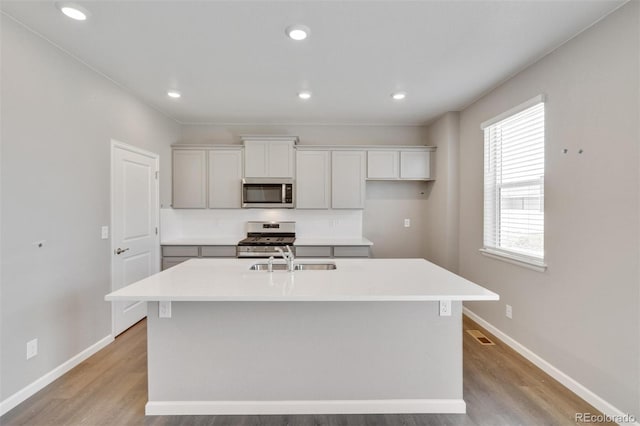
172, 149, 207, 208
367, 150, 399, 179
208, 149, 243, 208
296, 150, 330, 209
400, 150, 432, 180
243, 137, 296, 178
332, 151, 366, 209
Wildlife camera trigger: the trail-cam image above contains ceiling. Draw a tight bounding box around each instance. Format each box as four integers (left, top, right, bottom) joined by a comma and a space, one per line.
0, 1, 626, 125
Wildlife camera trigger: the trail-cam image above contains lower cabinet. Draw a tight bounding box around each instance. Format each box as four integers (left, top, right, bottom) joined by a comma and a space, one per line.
161, 245, 237, 270
333, 246, 370, 258
161, 257, 192, 270
295, 246, 333, 258
161, 244, 371, 270
295, 245, 371, 258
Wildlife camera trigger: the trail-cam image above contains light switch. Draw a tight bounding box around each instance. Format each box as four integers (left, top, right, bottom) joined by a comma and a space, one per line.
404, 219, 411, 228
101, 226, 109, 239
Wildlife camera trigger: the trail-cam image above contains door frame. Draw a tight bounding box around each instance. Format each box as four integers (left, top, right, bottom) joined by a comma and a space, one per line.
110, 139, 160, 336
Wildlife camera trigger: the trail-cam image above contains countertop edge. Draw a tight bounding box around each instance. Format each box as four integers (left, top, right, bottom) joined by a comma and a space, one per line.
161, 238, 374, 247
105, 295, 499, 302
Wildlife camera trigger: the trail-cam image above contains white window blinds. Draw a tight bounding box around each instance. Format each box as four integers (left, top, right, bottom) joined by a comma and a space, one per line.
483, 98, 545, 261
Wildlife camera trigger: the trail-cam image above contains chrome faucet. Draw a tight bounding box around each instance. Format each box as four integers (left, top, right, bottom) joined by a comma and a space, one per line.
267, 256, 274, 273
275, 246, 295, 272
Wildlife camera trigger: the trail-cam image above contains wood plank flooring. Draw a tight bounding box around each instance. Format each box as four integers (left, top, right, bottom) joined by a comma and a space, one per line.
1, 315, 613, 426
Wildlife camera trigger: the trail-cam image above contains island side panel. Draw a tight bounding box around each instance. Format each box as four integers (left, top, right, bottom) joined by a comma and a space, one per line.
147, 301, 462, 408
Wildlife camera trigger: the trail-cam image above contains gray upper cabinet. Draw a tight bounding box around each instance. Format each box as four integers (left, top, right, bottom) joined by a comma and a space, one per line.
332, 151, 366, 209
243, 138, 295, 178
366, 148, 434, 181
400, 150, 432, 180
208, 149, 243, 208
367, 150, 399, 179
172, 149, 207, 208
296, 150, 330, 209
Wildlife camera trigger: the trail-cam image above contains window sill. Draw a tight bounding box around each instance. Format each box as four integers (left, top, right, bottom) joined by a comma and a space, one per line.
479, 248, 547, 272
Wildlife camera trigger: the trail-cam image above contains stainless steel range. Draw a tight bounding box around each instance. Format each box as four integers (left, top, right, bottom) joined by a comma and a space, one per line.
236, 221, 295, 258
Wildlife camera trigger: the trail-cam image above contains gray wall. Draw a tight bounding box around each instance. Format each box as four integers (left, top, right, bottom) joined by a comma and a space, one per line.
0, 15, 180, 400
459, 2, 639, 418
179, 123, 427, 146
179, 123, 432, 258
423, 112, 460, 271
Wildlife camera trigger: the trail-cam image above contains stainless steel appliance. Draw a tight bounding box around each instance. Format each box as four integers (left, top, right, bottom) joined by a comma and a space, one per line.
237, 221, 296, 258
242, 178, 294, 208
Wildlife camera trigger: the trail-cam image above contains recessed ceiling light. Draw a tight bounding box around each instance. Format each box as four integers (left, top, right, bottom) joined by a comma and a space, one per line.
56, 3, 89, 21
391, 92, 407, 100
286, 25, 310, 41
298, 91, 312, 100
167, 90, 181, 99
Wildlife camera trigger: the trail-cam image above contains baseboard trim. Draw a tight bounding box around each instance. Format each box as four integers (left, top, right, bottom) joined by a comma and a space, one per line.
145, 399, 467, 415
463, 308, 639, 426
0, 334, 114, 417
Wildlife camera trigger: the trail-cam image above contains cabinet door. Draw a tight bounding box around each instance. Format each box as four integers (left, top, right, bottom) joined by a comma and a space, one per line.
400, 150, 431, 180
296, 151, 330, 209
244, 141, 267, 177
332, 151, 366, 209
209, 150, 243, 208
172, 150, 207, 208
268, 141, 295, 178
367, 151, 399, 179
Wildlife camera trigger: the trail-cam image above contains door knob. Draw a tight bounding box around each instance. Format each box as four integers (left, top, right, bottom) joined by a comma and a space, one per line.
115, 247, 130, 255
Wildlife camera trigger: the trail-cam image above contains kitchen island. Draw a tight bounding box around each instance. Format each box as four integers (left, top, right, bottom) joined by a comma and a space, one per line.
105, 258, 498, 416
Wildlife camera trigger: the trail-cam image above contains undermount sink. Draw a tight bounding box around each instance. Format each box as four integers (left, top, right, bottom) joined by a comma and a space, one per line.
249, 263, 288, 271
294, 263, 337, 270
249, 262, 337, 271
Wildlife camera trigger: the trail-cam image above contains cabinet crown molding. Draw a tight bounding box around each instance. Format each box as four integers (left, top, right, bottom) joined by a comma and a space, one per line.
172, 144, 243, 150
295, 145, 436, 151
241, 135, 299, 144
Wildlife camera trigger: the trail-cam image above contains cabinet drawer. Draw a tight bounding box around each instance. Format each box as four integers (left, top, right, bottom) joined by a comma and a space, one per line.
295, 246, 332, 257
333, 246, 370, 258
162, 246, 199, 257
201, 246, 237, 257
162, 257, 191, 270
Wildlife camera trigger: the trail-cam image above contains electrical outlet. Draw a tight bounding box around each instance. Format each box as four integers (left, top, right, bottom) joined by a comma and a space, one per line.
101, 226, 109, 239
159, 301, 172, 318
439, 300, 452, 316
26, 338, 38, 360
506, 304, 513, 319
404, 218, 411, 228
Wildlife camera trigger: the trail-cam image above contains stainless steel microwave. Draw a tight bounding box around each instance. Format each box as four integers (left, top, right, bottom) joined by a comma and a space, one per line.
242, 178, 294, 208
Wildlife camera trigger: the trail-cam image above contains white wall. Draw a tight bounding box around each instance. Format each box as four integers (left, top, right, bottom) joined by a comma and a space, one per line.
178, 124, 432, 258
459, 2, 639, 418
0, 15, 180, 402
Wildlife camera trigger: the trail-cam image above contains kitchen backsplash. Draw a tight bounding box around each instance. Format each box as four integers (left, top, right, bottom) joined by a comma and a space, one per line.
160, 208, 363, 241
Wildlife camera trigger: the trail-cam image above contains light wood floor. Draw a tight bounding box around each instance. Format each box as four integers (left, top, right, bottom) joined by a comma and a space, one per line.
1, 315, 612, 426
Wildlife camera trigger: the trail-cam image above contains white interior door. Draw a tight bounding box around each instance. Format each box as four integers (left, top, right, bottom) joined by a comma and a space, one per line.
111, 140, 159, 336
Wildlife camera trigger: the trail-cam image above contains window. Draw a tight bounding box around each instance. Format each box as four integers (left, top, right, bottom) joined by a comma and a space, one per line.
481, 95, 546, 270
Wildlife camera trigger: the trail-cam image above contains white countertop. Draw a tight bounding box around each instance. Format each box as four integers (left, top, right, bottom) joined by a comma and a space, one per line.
161, 238, 240, 246
293, 237, 373, 246
105, 258, 499, 302
161, 237, 373, 246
